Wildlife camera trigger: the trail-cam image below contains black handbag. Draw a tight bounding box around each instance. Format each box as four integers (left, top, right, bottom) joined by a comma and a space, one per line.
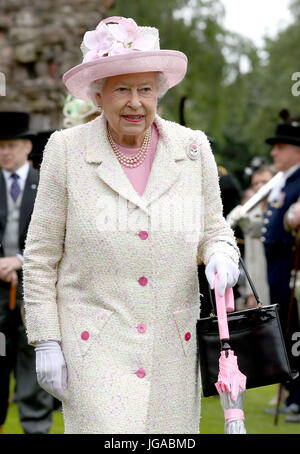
196, 256, 299, 398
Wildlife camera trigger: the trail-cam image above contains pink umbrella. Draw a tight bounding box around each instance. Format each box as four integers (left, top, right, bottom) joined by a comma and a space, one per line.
214, 274, 247, 434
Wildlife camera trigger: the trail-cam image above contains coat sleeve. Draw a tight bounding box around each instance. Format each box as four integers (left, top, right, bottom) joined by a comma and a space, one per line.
196, 132, 240, 265
23, 130, 67, 345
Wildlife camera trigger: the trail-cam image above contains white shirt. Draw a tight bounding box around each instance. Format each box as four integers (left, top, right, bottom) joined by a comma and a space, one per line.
1, 161, 30, 264
2, 160, 30, 193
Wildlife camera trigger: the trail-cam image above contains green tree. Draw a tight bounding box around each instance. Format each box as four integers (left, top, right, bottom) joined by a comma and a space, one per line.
108, 0, 300, 183
110, 0, 228, 135
216, 0, 300, 183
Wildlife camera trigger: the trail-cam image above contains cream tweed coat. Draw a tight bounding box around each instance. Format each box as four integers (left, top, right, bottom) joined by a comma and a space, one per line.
23, 114, 239, 434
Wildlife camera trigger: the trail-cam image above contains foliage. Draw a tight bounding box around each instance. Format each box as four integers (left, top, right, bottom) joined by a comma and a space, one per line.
109, 0, 300, 187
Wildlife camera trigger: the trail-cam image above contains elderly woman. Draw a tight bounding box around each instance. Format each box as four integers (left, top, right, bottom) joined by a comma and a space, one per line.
23, 16, 240, 434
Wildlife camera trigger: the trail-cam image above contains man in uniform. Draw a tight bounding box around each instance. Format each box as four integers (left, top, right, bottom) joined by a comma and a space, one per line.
0, 112, 53, 433
263, 113, 300, 421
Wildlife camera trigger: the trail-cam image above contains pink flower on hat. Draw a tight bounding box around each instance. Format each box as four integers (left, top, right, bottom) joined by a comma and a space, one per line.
82, 17, 157, 62
82, 22, 115, 62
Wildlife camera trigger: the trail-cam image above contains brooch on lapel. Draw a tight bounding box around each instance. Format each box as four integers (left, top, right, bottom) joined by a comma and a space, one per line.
186, 140, 200, 160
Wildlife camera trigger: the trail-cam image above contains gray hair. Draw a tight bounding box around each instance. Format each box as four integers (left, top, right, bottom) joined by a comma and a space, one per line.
88, 72, 169, 107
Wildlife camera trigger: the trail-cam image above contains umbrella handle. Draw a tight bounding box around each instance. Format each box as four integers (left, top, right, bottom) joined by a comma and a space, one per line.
224, 287, 235, 312
9, 283, 17, 310
214, 274, 230, 340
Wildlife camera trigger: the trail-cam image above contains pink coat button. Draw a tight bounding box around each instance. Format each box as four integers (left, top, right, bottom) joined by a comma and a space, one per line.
138, 276, 148, 286
136, 368, 146, 378
185, 332, 191, 341
137, 323, 146, 333
138, 231, 148, 240
81, 331, 89, 341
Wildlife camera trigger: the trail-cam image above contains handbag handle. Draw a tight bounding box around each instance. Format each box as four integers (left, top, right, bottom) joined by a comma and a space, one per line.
239, 255, 263, 307
207, 255, 263, 316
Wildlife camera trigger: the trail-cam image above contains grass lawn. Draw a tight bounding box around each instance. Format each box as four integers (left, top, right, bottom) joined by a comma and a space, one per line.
3, 383, 300, 434
201, 385, 300, 434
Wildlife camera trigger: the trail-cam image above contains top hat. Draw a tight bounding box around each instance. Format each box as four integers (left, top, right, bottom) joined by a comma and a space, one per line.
266, 110, 300, 147
63, 16, 188, 102
0, 111, 36, 141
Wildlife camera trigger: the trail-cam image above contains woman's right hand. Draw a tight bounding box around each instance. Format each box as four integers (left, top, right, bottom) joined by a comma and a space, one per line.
35, 340, 69, 402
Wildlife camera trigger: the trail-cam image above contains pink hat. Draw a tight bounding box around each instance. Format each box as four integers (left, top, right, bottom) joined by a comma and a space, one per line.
63, 16, 188, 101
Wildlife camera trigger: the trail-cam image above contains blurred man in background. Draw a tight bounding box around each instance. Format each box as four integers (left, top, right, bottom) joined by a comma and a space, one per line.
0, 112, 53, 434
263, 112, 300, 421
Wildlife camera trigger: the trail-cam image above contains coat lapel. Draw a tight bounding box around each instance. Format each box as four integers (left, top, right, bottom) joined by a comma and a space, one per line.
85, 114, 149, 213
19, 166, 39, 238
142, 115, 188, 208
84, 114, 188, 215
0, 171, 7, 239
0, 166, 39, 244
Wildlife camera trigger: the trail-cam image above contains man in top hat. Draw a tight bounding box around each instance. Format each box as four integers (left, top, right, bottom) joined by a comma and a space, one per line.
262, 110, 300, 421
0, 111, 54, 433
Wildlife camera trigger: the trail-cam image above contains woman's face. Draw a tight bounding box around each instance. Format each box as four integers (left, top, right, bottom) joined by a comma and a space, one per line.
96, 72, 158, 147
251, 170, 273, 193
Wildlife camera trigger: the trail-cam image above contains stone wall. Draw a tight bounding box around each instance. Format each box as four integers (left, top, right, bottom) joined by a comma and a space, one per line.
0, 0, 115, 130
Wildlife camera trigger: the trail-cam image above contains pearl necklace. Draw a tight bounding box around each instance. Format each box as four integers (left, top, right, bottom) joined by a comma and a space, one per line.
107, 126, 151, 168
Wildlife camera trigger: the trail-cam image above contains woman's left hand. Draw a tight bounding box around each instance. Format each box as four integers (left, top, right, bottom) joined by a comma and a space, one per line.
205, 252, 239, 296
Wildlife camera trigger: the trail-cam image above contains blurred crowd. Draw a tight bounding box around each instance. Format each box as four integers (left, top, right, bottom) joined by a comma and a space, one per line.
0, 99, 299, 432
223, 114, 300, 422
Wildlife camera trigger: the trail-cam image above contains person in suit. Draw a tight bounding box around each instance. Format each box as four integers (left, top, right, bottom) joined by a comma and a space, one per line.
0, 112, 53, 434
262, 111, 300, 421
22, 16, 240, 434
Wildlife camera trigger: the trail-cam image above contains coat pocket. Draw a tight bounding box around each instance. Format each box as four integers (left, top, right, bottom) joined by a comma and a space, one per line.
66, 304, 115, 358
172, 303, 199, 357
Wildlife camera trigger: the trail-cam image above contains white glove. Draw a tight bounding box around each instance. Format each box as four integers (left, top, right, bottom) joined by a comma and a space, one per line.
205, 252, 239, 297
35, 340, 69, 402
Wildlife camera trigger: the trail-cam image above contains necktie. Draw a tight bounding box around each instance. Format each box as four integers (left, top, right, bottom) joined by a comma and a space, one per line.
10, 173, 21, 202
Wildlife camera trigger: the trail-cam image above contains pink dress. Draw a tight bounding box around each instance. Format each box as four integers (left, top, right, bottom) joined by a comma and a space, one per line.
118, 123, 159, 196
